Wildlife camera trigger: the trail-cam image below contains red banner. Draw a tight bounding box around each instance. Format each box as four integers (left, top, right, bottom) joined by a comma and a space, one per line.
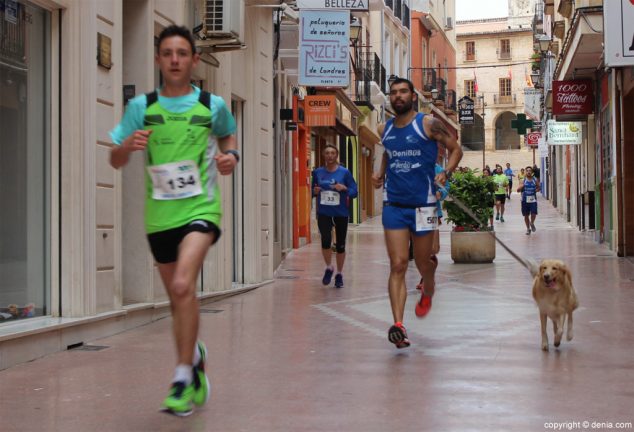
552, 80, 594, 115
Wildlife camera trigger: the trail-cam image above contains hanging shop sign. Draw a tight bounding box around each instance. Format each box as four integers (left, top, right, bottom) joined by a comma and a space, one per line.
524, 88, 542, 121
604, 0, 634, 67
299, 10, 349, 87
458, 96, 475, 125
552, 80, 593, 116
547, 121, 582, 145
297, 0, 369, 10
526, 132, 541, 148
538, 137, 548, 157
304, 95, 337, 126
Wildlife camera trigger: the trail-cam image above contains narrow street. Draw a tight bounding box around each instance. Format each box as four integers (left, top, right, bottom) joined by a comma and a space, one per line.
1, 195, 633, 432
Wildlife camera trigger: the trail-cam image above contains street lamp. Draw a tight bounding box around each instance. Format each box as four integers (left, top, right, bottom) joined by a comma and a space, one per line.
478, 94, 486, 170
349, 17, 361, 45
388, 74, 399, 88
538, 36, 551, 53
530, 72, 541, 87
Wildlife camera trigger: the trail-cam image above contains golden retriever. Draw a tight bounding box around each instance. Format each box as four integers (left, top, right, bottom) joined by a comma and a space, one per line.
532, 260, 579, 351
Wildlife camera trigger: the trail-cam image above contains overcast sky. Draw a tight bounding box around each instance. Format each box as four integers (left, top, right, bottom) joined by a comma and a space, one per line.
456, 0, 508, 21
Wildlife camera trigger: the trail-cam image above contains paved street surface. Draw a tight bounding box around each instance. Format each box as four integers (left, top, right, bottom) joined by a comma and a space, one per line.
2, 194, 634, 432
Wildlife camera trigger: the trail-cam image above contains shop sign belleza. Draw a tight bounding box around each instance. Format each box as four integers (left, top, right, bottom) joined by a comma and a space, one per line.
552, 80, 594, 115
547, 121, 582, 145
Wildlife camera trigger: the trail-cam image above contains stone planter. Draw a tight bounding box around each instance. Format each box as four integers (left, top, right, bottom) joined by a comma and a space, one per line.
450, 231, 496, 263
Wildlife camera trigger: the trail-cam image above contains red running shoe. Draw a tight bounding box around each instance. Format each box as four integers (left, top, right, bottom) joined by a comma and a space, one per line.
415, 290, 433, 318
388, 322, 410, 349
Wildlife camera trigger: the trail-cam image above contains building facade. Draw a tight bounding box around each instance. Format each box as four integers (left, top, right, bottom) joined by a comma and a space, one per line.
409, 0, 459, 143
533, 0, 634, 256
456, 1, 535, 159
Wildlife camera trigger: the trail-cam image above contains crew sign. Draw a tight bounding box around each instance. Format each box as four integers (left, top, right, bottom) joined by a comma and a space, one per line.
297, 0, 369, 10
299, 10, 349, 87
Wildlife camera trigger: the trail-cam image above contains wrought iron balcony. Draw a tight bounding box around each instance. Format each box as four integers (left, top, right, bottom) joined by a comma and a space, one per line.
353, 52, 388, 106
410, 68, 437, 94
497, 47, 512, 60
436, 77, 447, 102
445, 90, 457, 111
493, 94, 517, 105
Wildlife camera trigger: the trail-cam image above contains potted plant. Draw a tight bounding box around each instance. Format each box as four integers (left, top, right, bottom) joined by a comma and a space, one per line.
530, 51, 542, 72
443, 169, 497, 263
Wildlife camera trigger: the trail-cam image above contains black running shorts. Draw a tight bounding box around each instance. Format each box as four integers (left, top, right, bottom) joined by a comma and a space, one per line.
147, 220, 221, 264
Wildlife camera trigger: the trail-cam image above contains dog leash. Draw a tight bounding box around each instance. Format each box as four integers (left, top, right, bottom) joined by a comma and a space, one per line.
436, 183, 538, 277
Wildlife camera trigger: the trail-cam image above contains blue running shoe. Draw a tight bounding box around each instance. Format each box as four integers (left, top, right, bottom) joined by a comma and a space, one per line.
322, 267, 334, 285
334, 273, 344, 288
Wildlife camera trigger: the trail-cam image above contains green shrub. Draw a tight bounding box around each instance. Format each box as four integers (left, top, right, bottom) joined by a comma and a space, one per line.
443, 169, 496, 232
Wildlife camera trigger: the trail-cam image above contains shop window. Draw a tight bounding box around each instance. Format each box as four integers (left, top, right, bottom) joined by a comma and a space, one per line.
0, 1, 51, 323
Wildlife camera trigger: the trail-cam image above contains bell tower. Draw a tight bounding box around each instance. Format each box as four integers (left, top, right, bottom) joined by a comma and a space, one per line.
507, 0, 535, 28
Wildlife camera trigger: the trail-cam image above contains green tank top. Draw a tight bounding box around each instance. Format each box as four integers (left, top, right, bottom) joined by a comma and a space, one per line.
493, 174, 508, 195
143, 91, 222, 234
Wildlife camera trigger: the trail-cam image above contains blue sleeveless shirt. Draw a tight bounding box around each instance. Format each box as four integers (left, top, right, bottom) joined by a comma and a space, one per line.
381, 113, 438, 206
522, 178, 538, 202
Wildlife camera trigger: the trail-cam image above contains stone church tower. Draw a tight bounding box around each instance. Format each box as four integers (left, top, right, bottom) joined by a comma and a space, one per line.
507, 0, 535, 28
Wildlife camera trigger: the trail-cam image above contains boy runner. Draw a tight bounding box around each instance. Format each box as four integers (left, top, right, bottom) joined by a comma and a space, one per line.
109, 25, 239, 416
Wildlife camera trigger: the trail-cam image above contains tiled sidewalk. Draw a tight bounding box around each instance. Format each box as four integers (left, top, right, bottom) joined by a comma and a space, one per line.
1, 194, 633, 432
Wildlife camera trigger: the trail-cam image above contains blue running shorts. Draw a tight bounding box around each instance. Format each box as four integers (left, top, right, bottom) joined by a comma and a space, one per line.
521, 201, 538, 216
382, 204, 434, 237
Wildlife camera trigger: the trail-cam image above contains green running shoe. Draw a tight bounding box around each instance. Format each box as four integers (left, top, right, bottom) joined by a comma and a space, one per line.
192, 341, 211, 406
161, 381, 194, 417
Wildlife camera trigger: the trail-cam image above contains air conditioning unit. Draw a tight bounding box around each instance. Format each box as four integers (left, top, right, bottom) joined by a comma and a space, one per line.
445, 17, 453, 30
203, 0, 243, 40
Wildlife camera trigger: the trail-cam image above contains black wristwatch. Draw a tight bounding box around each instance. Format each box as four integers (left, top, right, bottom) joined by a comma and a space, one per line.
443, 169, 453, 179
225, 149, 240, 163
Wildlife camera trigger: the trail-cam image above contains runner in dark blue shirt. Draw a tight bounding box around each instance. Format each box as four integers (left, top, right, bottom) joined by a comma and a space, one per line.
518, 165, 540, 235
372, 78, 463, 349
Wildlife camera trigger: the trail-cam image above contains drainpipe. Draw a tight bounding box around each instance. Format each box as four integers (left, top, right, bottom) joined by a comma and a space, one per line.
616, 68, 625, 256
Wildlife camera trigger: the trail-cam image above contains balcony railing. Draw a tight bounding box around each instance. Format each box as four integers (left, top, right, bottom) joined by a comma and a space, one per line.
497, 47, 512, 60
493, 94, 517, 105
369, 52, 387, 94
410, 68, 437, 94
402, 3, 410, 29
355, 52, 387, 100
445, 90, 457, 111
436, 77, 447, 102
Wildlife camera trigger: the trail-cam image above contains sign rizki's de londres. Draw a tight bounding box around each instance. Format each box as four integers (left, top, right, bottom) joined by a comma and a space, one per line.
299, 10, 349, 87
